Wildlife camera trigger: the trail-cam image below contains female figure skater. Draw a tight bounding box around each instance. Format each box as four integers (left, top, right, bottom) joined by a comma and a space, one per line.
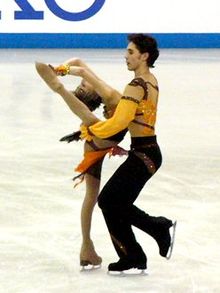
36, 59, 127, 269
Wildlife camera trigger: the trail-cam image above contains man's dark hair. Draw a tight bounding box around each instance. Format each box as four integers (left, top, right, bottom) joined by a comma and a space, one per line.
74, 86, 102, 111
128, 33, 159, 68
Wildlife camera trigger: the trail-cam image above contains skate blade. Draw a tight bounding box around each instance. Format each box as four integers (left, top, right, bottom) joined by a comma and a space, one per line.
80, 261, 101, 271
166, 220, 177, 260
108, 268, 148, 277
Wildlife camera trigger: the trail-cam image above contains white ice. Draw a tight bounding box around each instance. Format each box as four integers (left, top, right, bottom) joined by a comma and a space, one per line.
0, 48, 220, 293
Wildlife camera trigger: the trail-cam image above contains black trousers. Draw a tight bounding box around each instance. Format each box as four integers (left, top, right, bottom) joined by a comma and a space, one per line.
98, 136, 162, 258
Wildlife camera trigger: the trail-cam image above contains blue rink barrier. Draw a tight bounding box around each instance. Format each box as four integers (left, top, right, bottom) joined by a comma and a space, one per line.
0, 33, 220, 48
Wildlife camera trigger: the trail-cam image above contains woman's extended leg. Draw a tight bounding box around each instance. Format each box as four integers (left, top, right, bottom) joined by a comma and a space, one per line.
35, 62, 99, 126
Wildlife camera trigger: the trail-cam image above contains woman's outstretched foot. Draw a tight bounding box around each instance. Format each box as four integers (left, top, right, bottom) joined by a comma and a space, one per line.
35, 62, 64, 92
80, 242, 102, 269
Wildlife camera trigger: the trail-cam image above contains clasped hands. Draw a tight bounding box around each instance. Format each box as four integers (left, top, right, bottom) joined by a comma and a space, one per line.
49, 63, 81, 76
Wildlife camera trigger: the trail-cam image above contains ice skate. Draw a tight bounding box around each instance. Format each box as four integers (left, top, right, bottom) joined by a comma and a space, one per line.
148, 217, 173, 258
80, 259, 102, 271
108, 254, 147, 276
35, 62, 64, 92
80, 246, 102, 271
153, 218, 177, 259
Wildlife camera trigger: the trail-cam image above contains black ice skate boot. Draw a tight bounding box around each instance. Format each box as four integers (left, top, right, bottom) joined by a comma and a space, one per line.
131, 207, 176, 259
108, 244, 147, 274
108, 255, 147, 272
152, 217, 174, 258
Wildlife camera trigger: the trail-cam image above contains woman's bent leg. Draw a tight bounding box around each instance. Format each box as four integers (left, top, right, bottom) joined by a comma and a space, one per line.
80, 174, 102, 267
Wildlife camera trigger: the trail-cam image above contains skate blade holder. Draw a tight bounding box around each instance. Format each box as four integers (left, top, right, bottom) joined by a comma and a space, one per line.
108, 268, 148, 277
80, 263, 101, 271
166, 220, 177, 260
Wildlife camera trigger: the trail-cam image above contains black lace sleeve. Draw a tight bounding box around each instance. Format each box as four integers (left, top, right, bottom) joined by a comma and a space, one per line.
128, 78, 148, 100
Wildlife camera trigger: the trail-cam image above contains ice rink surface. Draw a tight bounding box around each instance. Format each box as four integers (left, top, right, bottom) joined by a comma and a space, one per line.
0, 48, 220, 293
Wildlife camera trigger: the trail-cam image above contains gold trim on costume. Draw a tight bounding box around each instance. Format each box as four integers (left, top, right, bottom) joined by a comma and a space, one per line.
110, 234, 127, 255
121, 96, 140, 104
